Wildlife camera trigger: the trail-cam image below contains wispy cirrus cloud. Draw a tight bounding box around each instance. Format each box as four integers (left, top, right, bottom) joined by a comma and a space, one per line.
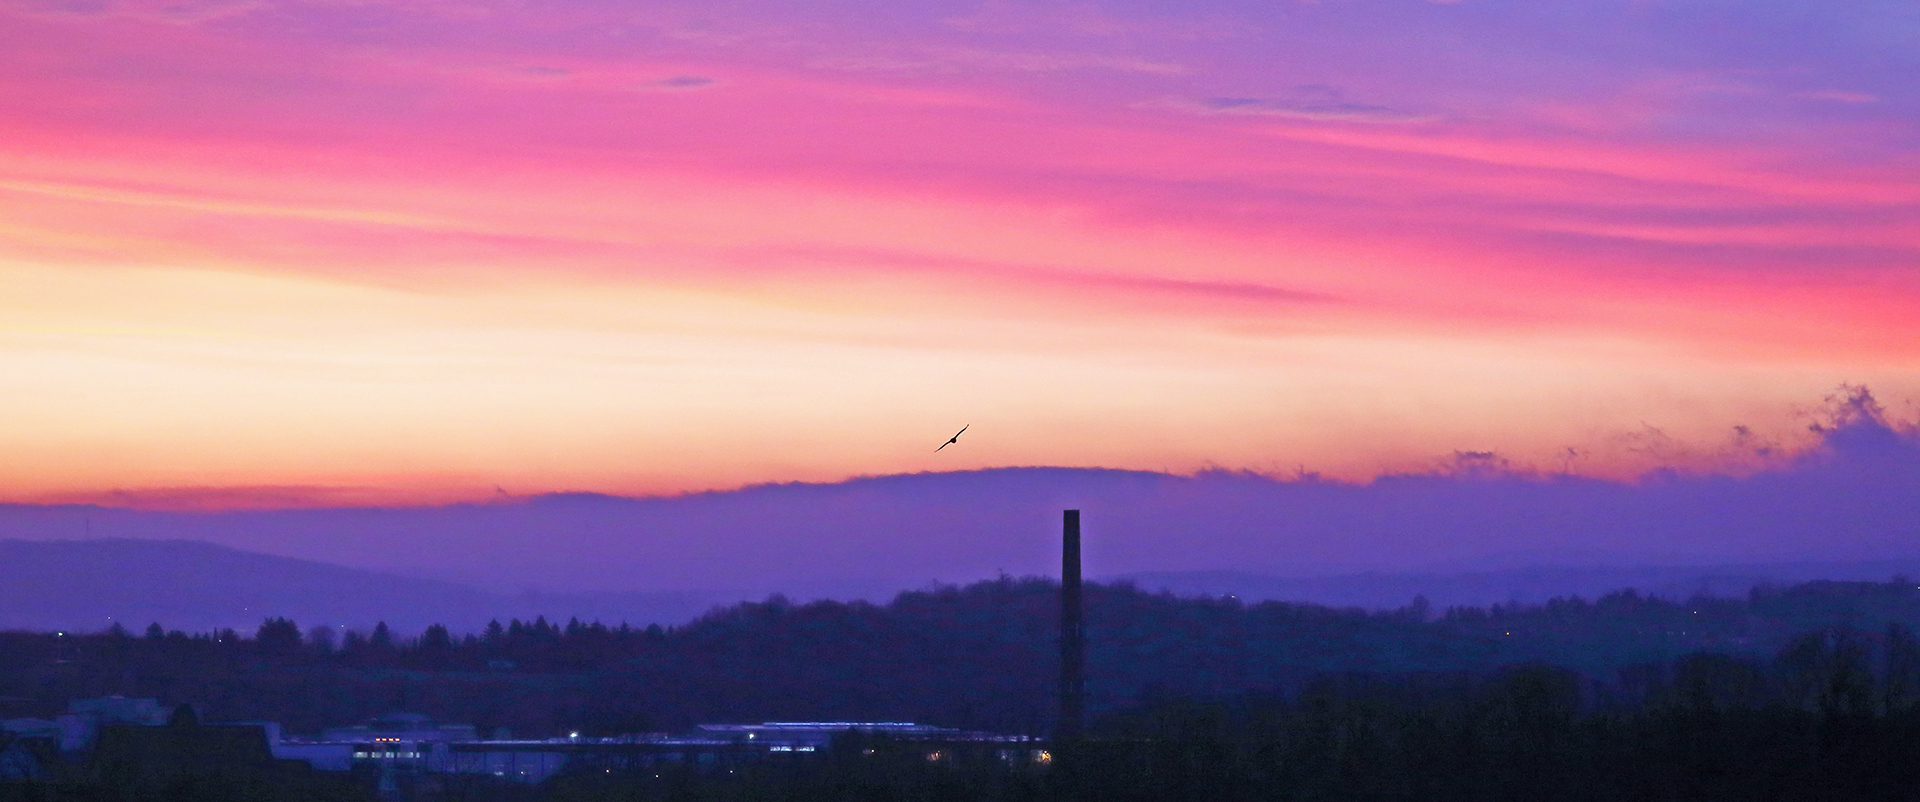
938, 1, 1236, 40
7, 0, 263, 24
1182, 85, 1432, 123
637, 74, 717, 91
1790, 89, 1879, 104
812, 45, 1186, 75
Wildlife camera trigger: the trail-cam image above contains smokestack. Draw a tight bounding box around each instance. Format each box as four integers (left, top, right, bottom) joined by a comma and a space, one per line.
1059, 509, 1084, 741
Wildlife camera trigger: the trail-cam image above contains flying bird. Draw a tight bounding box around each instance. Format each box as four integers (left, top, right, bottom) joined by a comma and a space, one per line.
936, 424, 969, 452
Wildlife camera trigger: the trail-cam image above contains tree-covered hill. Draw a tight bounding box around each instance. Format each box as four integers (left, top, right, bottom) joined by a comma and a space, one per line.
3, 577, 1918, 738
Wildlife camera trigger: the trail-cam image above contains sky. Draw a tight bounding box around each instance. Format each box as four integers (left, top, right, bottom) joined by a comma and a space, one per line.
2, 0, 1917, 507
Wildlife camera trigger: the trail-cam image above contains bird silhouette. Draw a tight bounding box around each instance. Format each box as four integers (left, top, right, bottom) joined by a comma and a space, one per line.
936, 424, 969, 452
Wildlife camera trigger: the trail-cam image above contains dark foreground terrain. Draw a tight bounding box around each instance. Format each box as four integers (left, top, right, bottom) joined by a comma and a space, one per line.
6, 577, 1920, 799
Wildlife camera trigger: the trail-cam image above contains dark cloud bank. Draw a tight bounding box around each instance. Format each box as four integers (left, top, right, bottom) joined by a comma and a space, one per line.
3, 390, 1917, 632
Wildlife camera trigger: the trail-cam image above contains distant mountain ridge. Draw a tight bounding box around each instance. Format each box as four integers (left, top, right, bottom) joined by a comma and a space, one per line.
0, 539, 722, 634
4, 450, 1919, 601
6, 538, 1920, 636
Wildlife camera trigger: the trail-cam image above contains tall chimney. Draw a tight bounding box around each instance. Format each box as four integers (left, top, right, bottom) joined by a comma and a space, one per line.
1059, 509, 1084, 741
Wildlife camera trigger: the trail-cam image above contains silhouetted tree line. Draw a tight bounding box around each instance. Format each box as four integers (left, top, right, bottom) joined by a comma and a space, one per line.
512, 628, 1920, 801
3, 577, 1920, 743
